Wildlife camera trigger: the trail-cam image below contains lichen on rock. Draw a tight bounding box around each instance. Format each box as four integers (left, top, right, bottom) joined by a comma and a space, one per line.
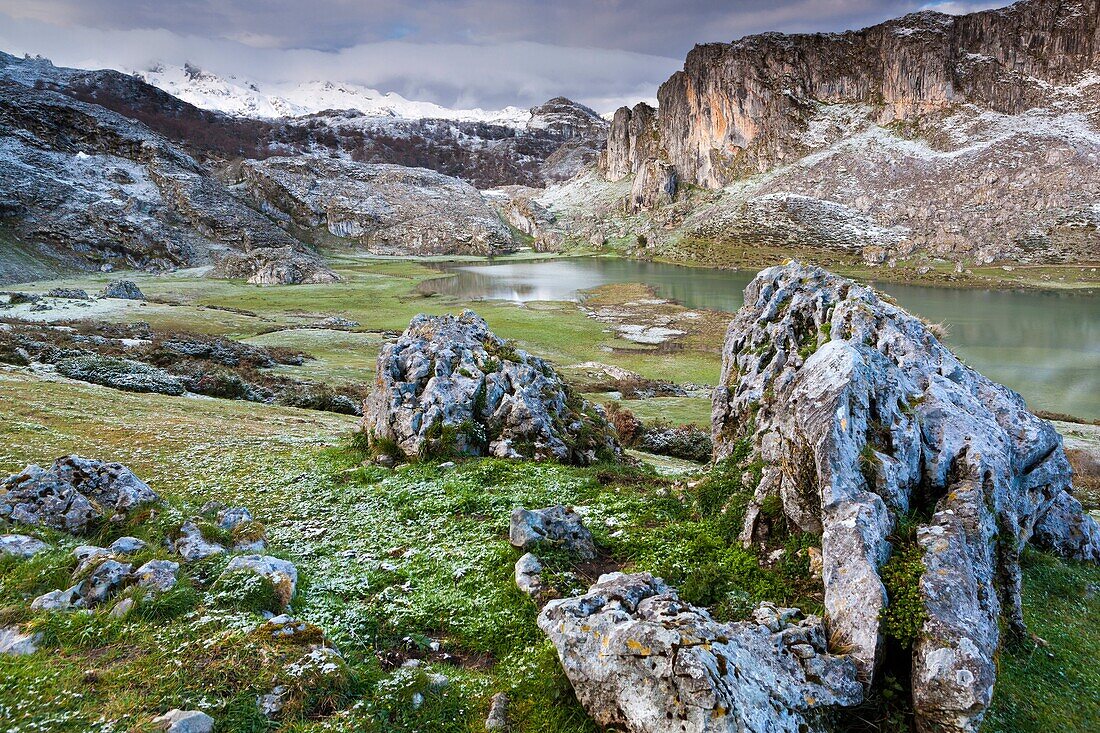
362, 310, 620, 464
538, 572, 863, 733
711, 261, 1100, 731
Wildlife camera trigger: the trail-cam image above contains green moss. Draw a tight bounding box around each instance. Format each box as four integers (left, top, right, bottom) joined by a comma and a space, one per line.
879, 544, 927, 647
210, 568, 283, 613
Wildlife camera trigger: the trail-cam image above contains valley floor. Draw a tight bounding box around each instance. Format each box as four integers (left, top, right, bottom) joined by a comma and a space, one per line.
0, 370, 1097, 732
0, 256, 1097, 732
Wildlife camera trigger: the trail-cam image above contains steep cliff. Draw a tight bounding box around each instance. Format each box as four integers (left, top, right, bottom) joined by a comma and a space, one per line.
601, 103, 660, 182
657, 0, 1099, 187
589, 0, 1100, 264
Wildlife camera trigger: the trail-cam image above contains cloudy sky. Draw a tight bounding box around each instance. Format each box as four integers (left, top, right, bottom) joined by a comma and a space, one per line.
0, 0, 1009, 112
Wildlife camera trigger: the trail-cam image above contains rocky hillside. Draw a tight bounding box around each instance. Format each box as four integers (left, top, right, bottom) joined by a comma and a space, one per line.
231, 157, 517, 256
594, 0, 1100, 265
0, 74, 335, 285
3, 53, 606, 189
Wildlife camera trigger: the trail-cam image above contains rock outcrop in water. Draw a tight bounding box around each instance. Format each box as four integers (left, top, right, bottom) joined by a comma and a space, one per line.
233, 156, 517, 256
538, 572, 863, 733
362, 310, 619, 464
711, 262, 1100, 731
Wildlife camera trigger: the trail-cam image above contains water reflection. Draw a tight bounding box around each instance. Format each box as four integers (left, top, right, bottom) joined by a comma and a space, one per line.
422, 258, 1099, 419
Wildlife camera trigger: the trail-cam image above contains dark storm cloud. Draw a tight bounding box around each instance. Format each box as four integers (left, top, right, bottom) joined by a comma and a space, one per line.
0, 0, 1010, 110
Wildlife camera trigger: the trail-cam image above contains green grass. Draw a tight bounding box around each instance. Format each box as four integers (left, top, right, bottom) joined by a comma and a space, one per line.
982, 551, 1100, 732
0, 371, 828, 732
12, 257, 723, 388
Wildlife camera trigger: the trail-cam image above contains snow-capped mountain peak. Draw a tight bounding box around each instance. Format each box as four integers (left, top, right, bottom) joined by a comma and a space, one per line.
134, 63, 532, 126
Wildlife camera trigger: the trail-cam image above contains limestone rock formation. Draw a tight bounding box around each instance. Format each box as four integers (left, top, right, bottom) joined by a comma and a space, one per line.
362, 310, 620, 464
1, 456, 160, 534
601, 103, 660, 182
658, 0, 1099, 188
100, 280, 145, 300
538, 572, 863, 733
233, 156, 516, 256
509, 505, 596, 560
591, 0, 1100, 264
711, 262, 1100, 731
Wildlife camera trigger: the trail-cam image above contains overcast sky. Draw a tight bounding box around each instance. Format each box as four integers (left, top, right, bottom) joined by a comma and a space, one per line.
0, 0, 1010, 112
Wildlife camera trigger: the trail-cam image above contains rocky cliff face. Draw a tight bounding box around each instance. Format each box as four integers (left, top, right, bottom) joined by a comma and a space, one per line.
0, 58, 335, 285
657, 0, 1099, 187
600, 103, 660, 182
232, 157, 517, 256
711, 263, 1100, 732
594, 0, 1100, 263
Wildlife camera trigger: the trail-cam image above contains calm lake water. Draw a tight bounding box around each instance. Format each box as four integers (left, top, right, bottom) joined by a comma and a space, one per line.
423, 258, 1100, 420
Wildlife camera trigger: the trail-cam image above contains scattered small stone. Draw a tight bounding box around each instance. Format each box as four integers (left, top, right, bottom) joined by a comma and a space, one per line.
79, 558, 133, 606
258, 684, 289, 717
108, 536, 147, 554
509, 505, 596, 560
484, 691, 510, 731
31, 586, 79, 611
217, 507, 252, 530
807, 546, 824, 578
135, 559, 180, 592
0, 534, 48, 558
111, 597, 135, 618
173, 521, 226, 561
73, 545, 111, 575
152, 709, 214, 733
222, 555, 298, 604
514, 553, 544, 598
0, 626, 42, 655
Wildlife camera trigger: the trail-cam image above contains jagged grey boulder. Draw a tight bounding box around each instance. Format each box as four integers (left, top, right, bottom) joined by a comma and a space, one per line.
0, 626, 41, 655
711, 262, 1100, 732
173, 521, 226, 561
363, 310, 619, 464
100, 280, 145, 300
509, 506, 596, 560
135, 559, 180, 592
152, 709, 214, 733
1, 456, 159, 534
538, 572, 862, 733
0, 534, 48, 558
